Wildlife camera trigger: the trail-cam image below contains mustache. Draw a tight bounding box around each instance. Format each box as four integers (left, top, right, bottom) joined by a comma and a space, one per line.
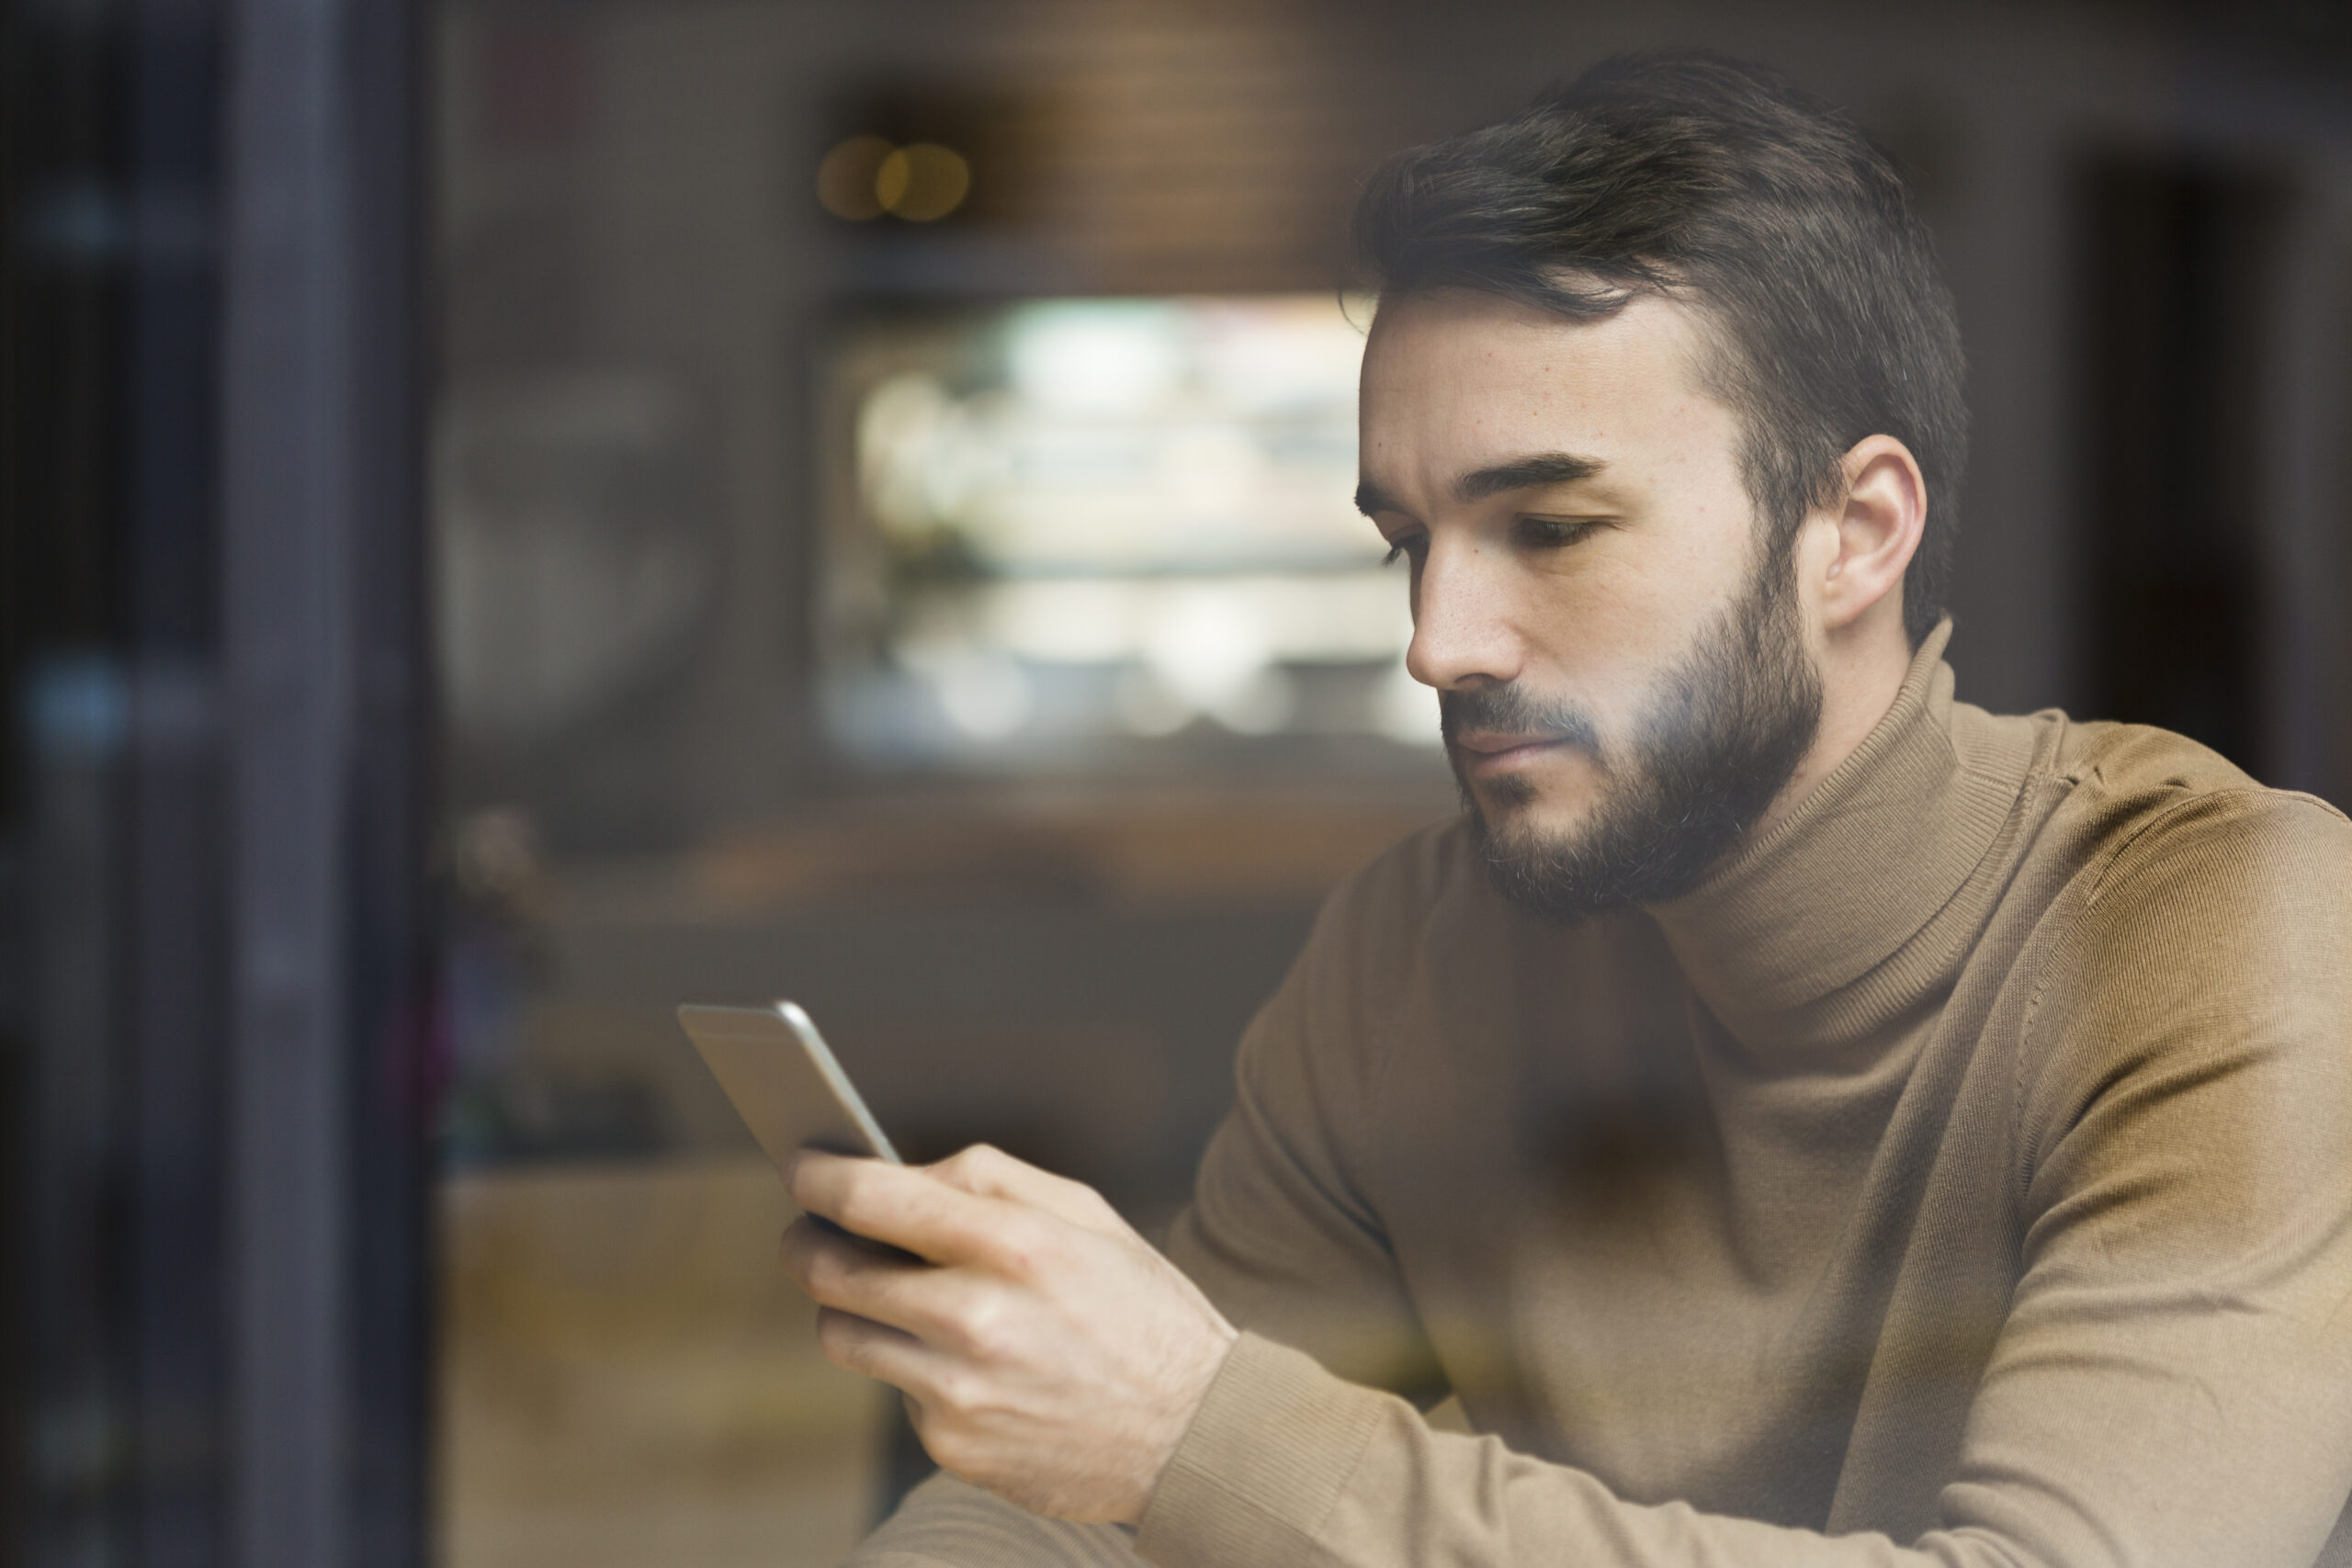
1439, 682, 1603, 756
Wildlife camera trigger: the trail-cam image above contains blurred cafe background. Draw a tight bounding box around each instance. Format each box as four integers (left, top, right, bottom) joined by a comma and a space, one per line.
6, 0, 2352, 1564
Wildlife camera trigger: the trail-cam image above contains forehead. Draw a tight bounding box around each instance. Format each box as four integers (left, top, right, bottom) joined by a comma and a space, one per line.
1358, 288, 1733, 479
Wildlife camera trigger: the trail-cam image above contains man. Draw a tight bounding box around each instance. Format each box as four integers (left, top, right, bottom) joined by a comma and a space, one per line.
786, 53, 2352, 1567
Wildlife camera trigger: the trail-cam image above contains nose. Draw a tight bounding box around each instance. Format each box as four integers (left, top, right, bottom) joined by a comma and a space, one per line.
1404, 535, 1526, 692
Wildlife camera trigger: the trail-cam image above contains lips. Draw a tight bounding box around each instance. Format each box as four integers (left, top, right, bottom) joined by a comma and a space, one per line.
1438, 687, 1600, 781
1449, 731, 1569, 775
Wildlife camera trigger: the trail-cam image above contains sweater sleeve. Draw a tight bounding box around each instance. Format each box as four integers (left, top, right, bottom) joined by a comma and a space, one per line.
1128, 792, 2352, 1568
844, 1472, 1142, 1568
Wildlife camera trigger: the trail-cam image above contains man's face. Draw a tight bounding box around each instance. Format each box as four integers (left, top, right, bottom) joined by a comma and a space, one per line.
1357, 288, 1822, 919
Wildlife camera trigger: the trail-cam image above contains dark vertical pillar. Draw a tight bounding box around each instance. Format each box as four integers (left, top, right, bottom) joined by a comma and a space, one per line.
123, 6, 228, 1566
2261, 191, 2352, 811
338, 0, 433, 1559
219, 1, 427, 1567
6, 2, 155, 1563
2078, 153, 2288, 777
220, 0, 355, 1540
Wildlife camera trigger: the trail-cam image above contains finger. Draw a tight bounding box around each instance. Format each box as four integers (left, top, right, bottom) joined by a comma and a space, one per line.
820, 1316, 1001, 1486
789, 1150, 1018, 1265
922, 1144, 1128, 1238
781, 1215, 979, 1340
813, 1304, 954, 1394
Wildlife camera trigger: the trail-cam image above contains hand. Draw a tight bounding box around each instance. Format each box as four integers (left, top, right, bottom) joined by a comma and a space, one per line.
780, 1145, 1238, 1525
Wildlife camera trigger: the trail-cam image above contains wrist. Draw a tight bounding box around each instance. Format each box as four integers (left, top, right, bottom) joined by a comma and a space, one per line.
1133, 1335, 1394, 1568
1128, 1318, 1240, 1525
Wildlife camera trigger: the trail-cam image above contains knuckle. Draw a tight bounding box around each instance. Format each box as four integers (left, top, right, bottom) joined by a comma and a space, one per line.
929, 1365, 981, 1419
950, 1292, 1011, 1360
934, 1143, 1002, 1189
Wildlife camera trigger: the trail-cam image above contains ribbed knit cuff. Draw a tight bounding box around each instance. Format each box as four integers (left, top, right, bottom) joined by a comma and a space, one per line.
1133, 1332, 1387, 1568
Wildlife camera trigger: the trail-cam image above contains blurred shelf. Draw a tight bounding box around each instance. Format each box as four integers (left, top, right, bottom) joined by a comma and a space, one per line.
438, 1156, 884, 1568
555, 784, 1458, 920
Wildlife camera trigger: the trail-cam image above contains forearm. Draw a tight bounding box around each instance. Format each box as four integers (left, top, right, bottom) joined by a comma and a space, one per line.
1134, 1337, 1945, 1568
1134, 1335, 2290, 1568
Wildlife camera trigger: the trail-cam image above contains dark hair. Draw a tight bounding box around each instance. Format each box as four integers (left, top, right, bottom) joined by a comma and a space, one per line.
1352, 51, 1966, 647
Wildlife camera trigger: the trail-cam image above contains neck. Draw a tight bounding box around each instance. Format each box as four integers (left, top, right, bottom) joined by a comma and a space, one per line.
1646, 617, 2031, 1058
1752, 613, 1914, 840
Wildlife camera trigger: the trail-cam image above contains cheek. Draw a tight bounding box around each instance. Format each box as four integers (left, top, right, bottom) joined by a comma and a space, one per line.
1532, 506, 1755, 695
1517, 565, 1684, 709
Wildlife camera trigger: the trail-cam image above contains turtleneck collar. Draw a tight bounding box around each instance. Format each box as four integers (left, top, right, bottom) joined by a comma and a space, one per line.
1645, 621, 2041, 1059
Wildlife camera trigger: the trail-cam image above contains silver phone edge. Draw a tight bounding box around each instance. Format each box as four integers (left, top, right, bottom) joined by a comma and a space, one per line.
772, 1000, 903, 1165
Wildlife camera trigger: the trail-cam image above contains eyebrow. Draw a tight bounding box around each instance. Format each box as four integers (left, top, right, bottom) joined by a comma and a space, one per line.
1354, 452, 1607, 519
1453, 452, 1605, 503
1352, 479, 1402, 518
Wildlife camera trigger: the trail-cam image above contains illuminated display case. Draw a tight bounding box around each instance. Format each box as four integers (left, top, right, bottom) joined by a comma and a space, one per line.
813, 294, 1442, 773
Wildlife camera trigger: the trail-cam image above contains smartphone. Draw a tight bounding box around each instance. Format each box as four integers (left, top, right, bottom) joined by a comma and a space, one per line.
676, 1000, 902, 1174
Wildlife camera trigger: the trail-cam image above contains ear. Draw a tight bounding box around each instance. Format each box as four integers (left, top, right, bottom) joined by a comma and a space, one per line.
1815, 434, 1926, 635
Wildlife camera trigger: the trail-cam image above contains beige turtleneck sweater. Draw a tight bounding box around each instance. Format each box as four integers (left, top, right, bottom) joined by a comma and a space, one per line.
850, 626, 2352, 1568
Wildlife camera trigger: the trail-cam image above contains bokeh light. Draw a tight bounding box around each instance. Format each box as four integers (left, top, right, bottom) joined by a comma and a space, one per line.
816, 134, 893, 220
822, 136, 972, 222
875, 142, 971, 221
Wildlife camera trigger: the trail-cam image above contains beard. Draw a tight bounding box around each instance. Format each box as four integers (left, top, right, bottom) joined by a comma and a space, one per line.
1443, 550, 1823, 925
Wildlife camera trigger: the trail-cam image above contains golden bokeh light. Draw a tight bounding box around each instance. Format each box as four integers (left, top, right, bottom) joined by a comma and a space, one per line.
875, 142, 970, 222
816, 135, 894, 220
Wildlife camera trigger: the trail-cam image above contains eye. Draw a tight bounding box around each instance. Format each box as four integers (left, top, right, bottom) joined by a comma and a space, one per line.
1381, 533, 1427, 568
1514, 515, 1603, 550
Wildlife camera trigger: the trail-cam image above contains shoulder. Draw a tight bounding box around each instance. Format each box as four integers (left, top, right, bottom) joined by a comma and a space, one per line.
2017, 723, 2352, 1166
2040, 773, 2352, 1025
2040, 718, 2352, 908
